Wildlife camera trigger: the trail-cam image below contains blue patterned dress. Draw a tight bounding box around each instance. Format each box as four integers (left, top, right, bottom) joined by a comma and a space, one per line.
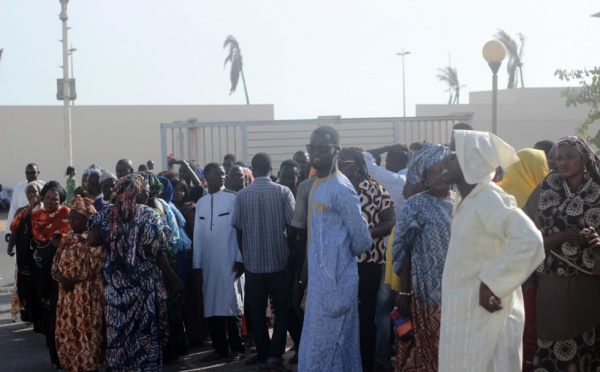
89, 204, 169, 371
392, 191, 454, 371
298, 172, 372, 371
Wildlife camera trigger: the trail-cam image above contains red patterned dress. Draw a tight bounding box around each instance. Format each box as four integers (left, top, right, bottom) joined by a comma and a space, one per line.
52, 230, 106, 372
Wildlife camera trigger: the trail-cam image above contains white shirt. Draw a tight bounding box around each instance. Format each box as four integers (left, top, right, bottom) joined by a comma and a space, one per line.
363, 151, 406, 218
5, 179, 46, 235
193, 188, 244, 317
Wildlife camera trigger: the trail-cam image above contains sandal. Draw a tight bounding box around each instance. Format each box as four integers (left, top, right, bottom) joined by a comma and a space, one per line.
245, 354, 258, 365
228, 351, 246, 362
267, 362, 292, 372
201, 351, 227, 362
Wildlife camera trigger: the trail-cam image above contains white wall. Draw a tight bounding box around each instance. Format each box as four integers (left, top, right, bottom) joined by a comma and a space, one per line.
416, 87, 590, 150
0, 105, 273, 190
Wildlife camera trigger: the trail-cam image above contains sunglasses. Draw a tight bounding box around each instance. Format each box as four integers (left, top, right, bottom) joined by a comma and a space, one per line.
338, 160, 357, 168
306, 144, 337, 153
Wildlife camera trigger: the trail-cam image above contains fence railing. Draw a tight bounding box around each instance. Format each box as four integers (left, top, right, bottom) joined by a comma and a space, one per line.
160, 114, 473, 170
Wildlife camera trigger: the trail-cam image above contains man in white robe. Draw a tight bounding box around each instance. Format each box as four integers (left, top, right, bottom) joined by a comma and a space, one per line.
439, 130, 545, 372
193, 163, 245, 361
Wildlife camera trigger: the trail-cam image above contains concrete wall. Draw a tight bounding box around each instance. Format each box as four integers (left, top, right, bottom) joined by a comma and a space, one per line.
0, 105, 274, 190
416, 87, 590, 150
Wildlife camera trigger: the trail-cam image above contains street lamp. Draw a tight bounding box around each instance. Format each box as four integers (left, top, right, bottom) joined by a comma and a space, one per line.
397, 49, 411, 117
482, 40, 506, 135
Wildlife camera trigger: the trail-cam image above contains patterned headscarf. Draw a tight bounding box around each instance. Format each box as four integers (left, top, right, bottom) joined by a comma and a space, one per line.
536, 136, 600, 276
406, 144, 448, 184
83, 164, 103, 177
41, 181, 67, 204
158, 176, 173, 203
111, 173, 146, 224
70, 195, 97, 219
140, 172, 163, 199
99, 171, 117, 185
554, 136, 600, 183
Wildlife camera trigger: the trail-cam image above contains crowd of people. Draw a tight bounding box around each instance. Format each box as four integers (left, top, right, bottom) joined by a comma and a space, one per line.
3, 124, 600, 372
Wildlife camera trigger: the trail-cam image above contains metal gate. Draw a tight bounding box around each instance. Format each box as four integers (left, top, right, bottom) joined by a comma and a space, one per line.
160, 114, 473, 170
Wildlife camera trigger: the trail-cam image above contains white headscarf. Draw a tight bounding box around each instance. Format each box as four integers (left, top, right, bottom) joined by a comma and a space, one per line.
454, 130, 519, 185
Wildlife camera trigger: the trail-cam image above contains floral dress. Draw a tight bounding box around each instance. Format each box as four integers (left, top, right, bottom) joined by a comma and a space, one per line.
89, 204, 169, 371
51, 230, 105, 372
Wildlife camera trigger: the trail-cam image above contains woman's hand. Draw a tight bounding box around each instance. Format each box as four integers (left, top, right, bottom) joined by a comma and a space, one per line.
28, 196, 41, 211
582, 226, 600, 248
395, 293, 411, 317
59, 276, 75, 292
51, 234, 62, 248
561, 227, 587, 246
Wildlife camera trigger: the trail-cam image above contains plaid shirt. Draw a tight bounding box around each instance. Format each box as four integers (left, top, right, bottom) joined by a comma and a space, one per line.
231, 177, 295, 273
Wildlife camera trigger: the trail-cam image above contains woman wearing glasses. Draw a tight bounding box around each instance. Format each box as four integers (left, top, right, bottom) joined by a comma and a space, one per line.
338, 147, 395, 372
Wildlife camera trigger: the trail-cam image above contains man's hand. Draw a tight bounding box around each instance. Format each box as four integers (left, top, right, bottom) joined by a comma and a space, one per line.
389, 143, 409, 154
479, 281, 502, 313
194, 268, 203, 286
172, 277, 186, 294
233, 262, 245, 279
7, 243, 15, 257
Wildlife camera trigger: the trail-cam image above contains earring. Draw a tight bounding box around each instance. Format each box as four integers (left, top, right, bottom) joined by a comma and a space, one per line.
424, 181, 429, 187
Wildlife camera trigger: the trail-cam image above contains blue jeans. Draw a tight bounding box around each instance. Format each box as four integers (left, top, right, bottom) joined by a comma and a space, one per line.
375, 264, 396, 364
245, 268, 291, 366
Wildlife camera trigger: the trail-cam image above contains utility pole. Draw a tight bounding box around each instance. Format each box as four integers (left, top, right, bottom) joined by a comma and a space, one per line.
59, 0, 72, 166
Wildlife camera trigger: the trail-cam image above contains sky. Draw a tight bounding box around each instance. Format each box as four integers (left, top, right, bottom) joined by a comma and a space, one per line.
1, 1, 599, 119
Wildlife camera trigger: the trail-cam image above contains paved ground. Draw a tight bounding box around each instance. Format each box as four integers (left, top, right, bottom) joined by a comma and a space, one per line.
0, 211, 298, 371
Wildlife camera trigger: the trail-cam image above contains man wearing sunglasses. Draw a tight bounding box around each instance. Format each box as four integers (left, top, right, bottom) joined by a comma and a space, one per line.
297, 125, 372, 371
5, 163, 45, 243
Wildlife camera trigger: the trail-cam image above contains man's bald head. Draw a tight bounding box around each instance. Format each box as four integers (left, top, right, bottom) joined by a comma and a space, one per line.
116, 159, 134, 179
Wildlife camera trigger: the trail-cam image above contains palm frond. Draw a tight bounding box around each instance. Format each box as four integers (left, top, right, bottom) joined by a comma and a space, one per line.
494, 29, 525, 88
223, 35, 249, 103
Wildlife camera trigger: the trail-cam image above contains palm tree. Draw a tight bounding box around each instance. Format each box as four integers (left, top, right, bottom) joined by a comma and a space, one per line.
436, 66, 463, 104
494, 29, 525, 89
223, 35, 249, 105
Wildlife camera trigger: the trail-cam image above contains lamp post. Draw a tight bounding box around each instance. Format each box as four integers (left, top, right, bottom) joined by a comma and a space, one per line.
397, 49, 411, 117
482, 40, 506, 135
59, 0, 72, 166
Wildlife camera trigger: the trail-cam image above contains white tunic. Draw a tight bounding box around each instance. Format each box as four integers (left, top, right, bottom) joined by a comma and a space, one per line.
193, 188, 244, 317
439, 183, 544, 372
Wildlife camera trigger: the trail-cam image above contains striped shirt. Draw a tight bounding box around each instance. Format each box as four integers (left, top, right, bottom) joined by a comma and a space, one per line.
231, 176, 295, 273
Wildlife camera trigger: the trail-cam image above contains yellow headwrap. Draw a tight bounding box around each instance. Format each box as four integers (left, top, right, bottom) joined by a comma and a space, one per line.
498, 148, 549, 208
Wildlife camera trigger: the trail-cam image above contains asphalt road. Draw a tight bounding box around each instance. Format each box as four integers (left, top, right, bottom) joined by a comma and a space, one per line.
0, 211, 297, 371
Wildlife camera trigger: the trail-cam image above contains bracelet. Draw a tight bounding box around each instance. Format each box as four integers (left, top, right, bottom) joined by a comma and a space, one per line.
397, 291, 411, 297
